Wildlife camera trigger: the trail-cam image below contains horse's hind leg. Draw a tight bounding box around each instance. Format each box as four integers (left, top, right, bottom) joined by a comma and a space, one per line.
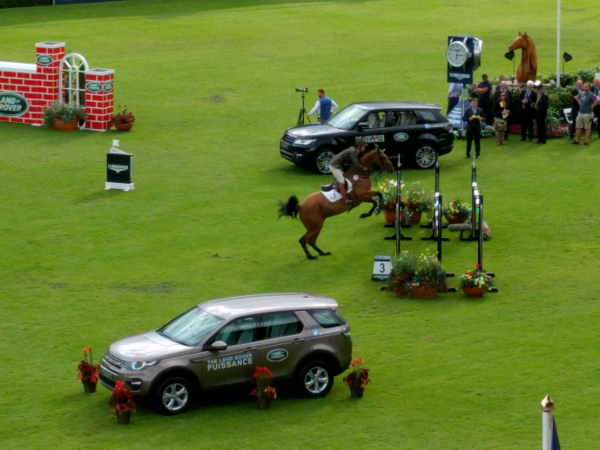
307, 224, 331, 256
299, 235, 318, 260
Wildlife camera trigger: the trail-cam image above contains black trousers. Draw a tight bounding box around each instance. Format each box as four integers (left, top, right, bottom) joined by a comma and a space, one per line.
447, 97, 459, 116
570, 108, 579, 138
536, 113, 547, 143
466, 130, 481, 156
521, 111, 535, 140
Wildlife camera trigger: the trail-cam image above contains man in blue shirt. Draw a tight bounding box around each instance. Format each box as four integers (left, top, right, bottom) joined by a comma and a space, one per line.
308, 89, 338, 124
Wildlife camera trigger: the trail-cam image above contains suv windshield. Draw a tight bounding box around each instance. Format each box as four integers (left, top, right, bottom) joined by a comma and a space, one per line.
328, 104, 369, 130
158, 307, 224, 347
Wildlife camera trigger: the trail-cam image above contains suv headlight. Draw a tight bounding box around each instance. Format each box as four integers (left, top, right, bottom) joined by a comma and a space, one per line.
124, 361, 158, 371
294, 138, 316, 146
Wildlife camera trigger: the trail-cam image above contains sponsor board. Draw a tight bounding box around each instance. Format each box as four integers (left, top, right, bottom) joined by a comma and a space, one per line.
0, 92, 29, 117
266, 349, 289, 362
36, 55, 53, 66
103, 81, 114, 93
394, 132, 409, 142
86, 81, 102, 93
364, 135, 385, 143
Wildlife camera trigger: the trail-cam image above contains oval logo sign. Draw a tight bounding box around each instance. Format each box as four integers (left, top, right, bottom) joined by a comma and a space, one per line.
103, 81, 114, 93
36, 55, 53, 66
394, 132, 409, 142
0, 92, 29, 117
86, 82, 102, 93
266, 349, 289, 362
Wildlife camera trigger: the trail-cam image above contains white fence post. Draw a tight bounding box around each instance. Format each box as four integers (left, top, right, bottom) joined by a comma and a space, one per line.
541, 395, 555, 450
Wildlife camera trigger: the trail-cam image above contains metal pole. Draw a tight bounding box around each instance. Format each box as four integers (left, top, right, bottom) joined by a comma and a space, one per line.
541, 395, 555, 450
478, 193, 483, 269
556, 0, 561, 88
395, 158, 401, 257
471, 163, 477, 240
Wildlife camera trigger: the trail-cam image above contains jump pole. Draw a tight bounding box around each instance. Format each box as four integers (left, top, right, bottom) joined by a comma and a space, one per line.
385, 155, 411, 245
477, 193, 498, 292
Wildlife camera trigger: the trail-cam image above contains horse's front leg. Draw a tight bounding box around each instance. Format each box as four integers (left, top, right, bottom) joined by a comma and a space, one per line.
357, 191, 383, 219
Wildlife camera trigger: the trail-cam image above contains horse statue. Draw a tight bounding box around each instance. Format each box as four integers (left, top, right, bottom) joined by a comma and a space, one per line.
278, 147, 395, 260
508, 32, 537, 84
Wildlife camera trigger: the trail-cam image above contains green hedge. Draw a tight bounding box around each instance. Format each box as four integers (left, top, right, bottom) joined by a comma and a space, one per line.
0, 0, 52, 7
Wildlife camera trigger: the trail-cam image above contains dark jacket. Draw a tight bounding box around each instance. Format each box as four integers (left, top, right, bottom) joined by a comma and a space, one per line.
494, 99, 510, 119
519, 89, 537, 114
493, 87, 513, 106
463, 106, 483, 133
536, 93, 549, 115
329, 147, 367, 171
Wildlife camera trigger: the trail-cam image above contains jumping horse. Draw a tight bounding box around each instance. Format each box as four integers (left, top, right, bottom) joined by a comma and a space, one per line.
508, 32, 537, 84
278, 148, 394, 260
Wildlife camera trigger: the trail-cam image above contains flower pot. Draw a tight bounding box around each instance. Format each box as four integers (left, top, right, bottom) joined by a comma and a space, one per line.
409, 211, 422, 225
257, 396, 273, 410
383, 209, 396, 225
52, 119, 78, 132
116, 411, 132, 425
409, 286, 437, 299
394, 284, 409, 297
461, 286, 488, 298
445, 214, 466, 224
81, 379, 97, 393
112, 118, 133, 132
350, 385, 364, 398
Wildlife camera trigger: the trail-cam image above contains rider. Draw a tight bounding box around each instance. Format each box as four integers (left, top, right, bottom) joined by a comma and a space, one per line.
329, 138, 369, 205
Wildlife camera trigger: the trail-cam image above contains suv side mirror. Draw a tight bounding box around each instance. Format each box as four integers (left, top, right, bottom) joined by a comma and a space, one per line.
210, 341, 227, 351
357, 122, 368, 132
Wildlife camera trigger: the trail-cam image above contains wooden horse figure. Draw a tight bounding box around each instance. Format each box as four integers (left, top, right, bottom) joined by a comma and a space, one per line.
278, 148, 394, 260
508, 32, 538, 84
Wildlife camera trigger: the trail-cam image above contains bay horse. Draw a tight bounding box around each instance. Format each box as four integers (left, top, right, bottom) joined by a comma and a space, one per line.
508, 32, 538, 84
278, 148, 394, 260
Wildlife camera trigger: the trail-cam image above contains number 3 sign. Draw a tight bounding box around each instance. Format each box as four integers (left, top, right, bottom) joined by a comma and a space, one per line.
372, 255, 392, 281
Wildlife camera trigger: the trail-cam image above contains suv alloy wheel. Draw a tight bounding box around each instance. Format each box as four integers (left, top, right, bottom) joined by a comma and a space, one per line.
155, 376, 193, 415
414, 143, 438, 169
313, 148, 335, 174
297, 360, 334, 397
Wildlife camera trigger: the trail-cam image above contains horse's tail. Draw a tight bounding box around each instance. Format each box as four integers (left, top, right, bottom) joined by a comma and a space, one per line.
277, 195, 300, 219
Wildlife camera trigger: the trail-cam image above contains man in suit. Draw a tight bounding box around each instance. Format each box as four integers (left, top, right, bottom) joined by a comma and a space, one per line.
463, 98, 483, 159
519, 80, 537, 141
592, 77, 600, 138
535, 85, 549, 144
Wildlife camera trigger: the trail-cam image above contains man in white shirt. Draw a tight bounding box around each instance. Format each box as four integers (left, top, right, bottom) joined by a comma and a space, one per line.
447, 82, 463, 115
307, 89, 338, 124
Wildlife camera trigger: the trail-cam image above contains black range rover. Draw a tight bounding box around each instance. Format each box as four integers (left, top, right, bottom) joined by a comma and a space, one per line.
280, 101, 454, 174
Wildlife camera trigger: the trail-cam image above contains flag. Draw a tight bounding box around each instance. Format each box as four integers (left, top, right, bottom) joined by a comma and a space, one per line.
552, 418, 561, 450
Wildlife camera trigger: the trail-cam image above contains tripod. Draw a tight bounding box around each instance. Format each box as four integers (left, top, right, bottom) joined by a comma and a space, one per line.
297, 91, 311, 126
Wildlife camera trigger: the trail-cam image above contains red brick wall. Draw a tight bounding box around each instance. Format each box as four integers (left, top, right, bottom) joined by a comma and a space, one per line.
0, 42, 114, 131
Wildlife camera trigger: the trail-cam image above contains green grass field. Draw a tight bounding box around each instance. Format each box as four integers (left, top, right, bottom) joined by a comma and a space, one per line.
2, 0, 600, 448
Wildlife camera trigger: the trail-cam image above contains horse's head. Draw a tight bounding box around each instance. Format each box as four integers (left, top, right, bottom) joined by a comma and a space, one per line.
360, 146, 394, 173
508, 32, 529, 51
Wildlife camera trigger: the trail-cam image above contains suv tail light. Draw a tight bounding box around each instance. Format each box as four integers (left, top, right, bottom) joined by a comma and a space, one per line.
342, 331, 351, 340
444, 125, 453, 132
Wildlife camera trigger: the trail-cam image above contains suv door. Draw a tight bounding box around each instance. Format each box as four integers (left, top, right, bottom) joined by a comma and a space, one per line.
354, 110, 389, 147
197, 315, 259, 389
255, 311, 305, 380
392, 110, 420, 159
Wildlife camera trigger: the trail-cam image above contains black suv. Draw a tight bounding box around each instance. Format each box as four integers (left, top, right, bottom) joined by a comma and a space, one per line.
280, 101, 454, 174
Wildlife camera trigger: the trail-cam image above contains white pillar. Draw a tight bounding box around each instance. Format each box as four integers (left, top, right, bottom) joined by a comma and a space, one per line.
541, 395, 555, 450
556, 0, 561, 87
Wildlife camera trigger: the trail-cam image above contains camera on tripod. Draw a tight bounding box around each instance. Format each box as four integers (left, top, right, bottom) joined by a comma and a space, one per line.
295, 87, 310, 126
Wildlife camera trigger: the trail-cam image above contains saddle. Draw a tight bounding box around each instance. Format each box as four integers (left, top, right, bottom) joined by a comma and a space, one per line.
321, 178, 353, 194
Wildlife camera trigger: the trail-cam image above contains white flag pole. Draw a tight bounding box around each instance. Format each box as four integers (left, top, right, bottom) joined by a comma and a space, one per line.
541, 395, 555, 450
556, 0, 561, 87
